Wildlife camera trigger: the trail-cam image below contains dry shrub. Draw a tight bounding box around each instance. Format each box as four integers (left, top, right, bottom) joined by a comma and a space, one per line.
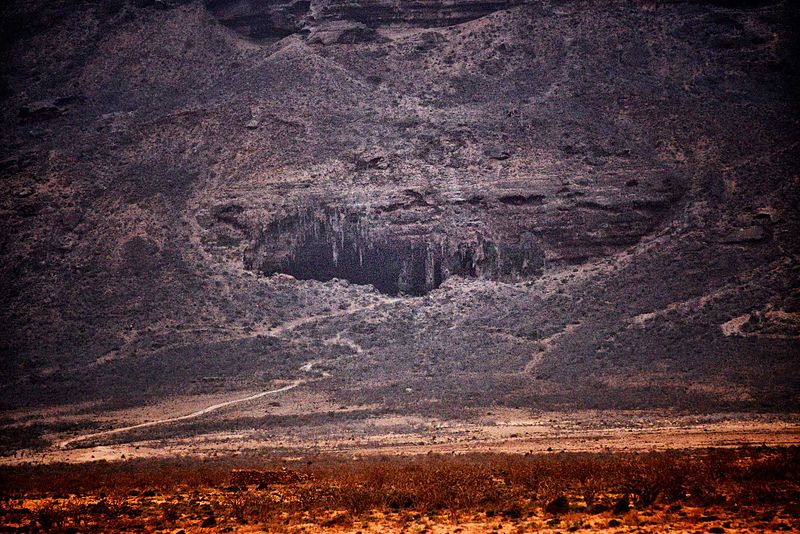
579, 475, 604, 507
335, 476, 383, 516
1, 446, 798, 529
310, 456, 507, 517
739, 447, 800, 482
570, 457, 609, 507
535, 475, 566, 506
0, 458, 233, 496
216, 491, 279, 524
618, 452, 690, 506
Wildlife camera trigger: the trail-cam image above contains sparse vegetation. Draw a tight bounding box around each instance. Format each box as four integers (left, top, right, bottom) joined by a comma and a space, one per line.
1, 447, 798, 531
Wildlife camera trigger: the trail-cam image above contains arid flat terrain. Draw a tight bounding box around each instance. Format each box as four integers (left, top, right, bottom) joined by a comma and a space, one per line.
3, 388, 799, 464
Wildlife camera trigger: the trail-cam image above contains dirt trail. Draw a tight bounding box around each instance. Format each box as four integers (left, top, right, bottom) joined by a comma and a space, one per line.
260, 298, 400, 338
57, 299, 400, 450
59, 382, 300, 449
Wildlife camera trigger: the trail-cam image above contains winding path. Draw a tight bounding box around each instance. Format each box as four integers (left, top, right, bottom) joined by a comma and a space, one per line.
59, 382, 300, 449
58, 298, 399, 449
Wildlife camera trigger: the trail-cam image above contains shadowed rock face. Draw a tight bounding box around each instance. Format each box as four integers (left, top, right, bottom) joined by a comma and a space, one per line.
0, 0, 799, 420
205, 0, 312, 39
205, 0, 525, 39
311, 0, 525, 28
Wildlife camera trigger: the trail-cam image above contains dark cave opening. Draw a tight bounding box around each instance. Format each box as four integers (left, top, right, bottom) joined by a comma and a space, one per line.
251, 209, 545, 297
272, 235, 444, 296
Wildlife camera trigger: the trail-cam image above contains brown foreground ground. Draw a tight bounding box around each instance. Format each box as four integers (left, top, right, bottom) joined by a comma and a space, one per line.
1, 447, 798, 533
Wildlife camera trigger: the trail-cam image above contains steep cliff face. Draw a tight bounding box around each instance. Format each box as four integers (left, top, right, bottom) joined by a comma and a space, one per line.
237, 163, 682, 295
204, 0, 525, 39
0, 0, 798, 422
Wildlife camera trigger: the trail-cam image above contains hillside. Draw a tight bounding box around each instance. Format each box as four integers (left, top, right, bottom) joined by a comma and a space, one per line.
0, 0, 798, 455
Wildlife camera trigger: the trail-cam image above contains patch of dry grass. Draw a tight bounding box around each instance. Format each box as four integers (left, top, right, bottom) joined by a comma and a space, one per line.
1, 447, 798, 532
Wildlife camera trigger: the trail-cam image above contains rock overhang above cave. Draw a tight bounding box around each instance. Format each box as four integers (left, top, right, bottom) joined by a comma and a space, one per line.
226, 177, 683, 295
198, 162, 686, 294
203, 0, 527, 40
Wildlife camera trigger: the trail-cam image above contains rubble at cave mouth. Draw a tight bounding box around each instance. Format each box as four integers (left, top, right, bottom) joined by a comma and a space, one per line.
246, 208, 545, 296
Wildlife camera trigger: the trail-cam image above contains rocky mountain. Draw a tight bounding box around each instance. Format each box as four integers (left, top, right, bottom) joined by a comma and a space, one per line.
1, 0, 798, 427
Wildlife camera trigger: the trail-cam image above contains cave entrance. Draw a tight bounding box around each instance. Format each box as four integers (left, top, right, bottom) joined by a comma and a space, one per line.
251, 208, 545, 296
270, 234, 444, 296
